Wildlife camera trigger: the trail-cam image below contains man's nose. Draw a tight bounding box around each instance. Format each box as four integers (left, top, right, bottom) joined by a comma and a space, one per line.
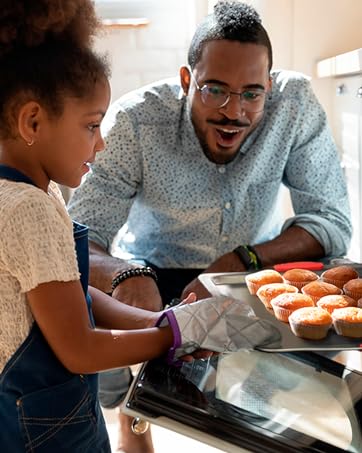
220, 93, 246, 119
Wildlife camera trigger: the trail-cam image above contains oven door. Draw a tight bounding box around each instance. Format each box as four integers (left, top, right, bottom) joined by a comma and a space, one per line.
122, 350, 362, 453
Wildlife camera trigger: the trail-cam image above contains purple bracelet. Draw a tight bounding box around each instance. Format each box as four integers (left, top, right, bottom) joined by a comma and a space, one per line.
156, 309, 182, 365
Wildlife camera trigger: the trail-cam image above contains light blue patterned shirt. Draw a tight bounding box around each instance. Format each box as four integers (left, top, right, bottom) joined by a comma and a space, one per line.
68, 70, 351, 268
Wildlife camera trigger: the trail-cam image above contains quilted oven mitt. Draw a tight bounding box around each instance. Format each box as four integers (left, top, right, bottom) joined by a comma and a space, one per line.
156, 296, 281, 364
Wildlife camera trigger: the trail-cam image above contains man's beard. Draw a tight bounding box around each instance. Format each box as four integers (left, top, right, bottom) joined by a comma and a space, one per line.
193, 120, 243, 165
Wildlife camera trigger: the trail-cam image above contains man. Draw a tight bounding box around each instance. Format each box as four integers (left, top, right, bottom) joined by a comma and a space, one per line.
68, 2, 351, 452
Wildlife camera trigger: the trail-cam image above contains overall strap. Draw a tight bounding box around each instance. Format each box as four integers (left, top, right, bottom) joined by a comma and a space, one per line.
0, 164, 36, 186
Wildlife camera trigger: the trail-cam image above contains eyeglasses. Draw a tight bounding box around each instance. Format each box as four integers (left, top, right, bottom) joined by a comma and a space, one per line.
189, 70, 267, 113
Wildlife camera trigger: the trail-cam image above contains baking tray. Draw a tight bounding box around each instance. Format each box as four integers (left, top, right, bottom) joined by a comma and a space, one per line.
198, 272, 362, 352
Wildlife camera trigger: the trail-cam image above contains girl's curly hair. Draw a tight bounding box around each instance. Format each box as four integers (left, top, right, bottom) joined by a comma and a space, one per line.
0, 0, 99, 56
0, 0, 110, 139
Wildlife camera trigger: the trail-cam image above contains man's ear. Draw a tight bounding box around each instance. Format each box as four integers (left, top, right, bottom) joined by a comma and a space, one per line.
267, 76, 273, 95
180, 65, 191, 96
17, 101, 42, 145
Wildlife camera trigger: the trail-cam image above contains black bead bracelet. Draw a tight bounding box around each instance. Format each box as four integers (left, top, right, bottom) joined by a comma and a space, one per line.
111, 266, 158, 291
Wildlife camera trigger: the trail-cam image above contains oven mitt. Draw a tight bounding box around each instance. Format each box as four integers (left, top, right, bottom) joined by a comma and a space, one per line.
156, 296, 281, 364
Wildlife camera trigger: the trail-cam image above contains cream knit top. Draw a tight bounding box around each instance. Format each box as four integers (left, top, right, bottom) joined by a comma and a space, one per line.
0, 180, 80, 372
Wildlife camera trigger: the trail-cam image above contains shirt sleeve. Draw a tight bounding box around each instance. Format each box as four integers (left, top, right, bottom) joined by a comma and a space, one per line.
281, 77, 352, 257
0, 190, 80, 292
68, 103, 142, 251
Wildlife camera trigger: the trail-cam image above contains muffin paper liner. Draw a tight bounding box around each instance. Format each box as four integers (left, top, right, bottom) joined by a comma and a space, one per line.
282, 279, 310, 290
343, 289, 362, 302
270, 306, 294, 323
289, 319, 332, 340
333, 319, 362, 338
320, 276, 347, 289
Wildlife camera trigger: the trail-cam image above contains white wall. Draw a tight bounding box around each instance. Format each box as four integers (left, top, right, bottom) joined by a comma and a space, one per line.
95, 0, 209, 102
250, 0, 362, 123
97, 0, 362, 114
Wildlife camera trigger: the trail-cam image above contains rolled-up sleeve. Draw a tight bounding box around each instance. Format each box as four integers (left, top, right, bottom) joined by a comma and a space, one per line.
281, 79, 351, 257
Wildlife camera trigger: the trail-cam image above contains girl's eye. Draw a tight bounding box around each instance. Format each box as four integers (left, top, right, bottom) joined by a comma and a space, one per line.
87, 124, 100, 132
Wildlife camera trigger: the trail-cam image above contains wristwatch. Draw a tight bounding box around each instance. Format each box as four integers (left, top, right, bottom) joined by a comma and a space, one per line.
233, 245, 261, 271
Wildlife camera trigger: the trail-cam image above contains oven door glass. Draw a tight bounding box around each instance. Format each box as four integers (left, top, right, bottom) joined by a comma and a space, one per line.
125, 350, 362, 452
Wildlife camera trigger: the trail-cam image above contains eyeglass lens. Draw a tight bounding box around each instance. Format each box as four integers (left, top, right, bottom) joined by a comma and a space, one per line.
200, 84, 266, 112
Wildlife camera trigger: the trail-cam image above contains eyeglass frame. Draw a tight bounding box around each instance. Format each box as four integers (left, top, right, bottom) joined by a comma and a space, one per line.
187, 67, 269, 113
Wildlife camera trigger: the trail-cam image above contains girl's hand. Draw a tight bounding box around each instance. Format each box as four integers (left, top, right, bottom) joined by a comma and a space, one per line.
174, 292, 197, 307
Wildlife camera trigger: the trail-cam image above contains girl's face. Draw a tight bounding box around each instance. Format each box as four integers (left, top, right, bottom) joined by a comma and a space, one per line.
34, 78, 111, 191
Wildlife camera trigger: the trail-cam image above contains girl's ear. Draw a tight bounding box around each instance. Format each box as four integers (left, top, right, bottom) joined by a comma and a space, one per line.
180, 65, 191, 96
17, 101, 42, 146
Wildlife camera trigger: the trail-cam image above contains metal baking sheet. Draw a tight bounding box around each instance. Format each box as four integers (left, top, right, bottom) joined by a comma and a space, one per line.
199, 272, 362, 352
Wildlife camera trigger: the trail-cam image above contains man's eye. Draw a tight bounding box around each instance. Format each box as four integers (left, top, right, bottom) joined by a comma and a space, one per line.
243, 91, 261, 100
206, 85, 227, 97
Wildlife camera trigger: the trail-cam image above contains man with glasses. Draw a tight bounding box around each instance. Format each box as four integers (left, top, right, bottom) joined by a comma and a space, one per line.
68, 2, 351, 452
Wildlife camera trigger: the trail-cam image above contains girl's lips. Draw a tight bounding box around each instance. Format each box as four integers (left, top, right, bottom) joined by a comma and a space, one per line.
82, 162, 91, 174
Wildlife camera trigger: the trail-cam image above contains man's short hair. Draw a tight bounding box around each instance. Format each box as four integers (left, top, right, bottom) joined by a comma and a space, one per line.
188, 1, 273, 71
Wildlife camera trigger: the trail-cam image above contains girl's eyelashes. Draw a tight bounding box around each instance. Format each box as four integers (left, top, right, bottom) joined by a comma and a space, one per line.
87, 124, 100, 132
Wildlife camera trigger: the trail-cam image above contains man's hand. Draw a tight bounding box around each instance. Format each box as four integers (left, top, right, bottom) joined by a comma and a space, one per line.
112, 277, 163, 312
181, 251, 246, 299
87, 241, 163, 311
181, 278, 212, 300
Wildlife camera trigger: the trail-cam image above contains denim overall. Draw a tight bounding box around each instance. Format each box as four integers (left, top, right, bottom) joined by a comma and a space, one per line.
0, 165, 111, 452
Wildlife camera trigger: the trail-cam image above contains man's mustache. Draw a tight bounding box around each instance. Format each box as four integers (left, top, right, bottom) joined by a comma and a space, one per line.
207, 118, 250, 128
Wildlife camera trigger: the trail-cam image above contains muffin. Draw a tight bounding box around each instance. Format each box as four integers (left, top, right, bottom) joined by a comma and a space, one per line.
289, 307, 333, 340
343, 278, 362, 301
332, 307, 362, 338
301, 281, 342, 304
270, 293, 314, 323
320, 265, 359, 289
256, 283, 298, 309
282, 268, 319, 290
245, 269, 283, 295
316, 294, 357, 314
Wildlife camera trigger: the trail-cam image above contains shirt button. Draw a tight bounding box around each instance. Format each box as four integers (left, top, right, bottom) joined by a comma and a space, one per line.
222, 236, 228, 242
218, 166, 226, 174
225, 202, 231, 210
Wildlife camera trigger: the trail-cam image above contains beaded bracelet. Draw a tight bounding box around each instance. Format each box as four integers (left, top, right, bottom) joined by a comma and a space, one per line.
111, 266, 158, 291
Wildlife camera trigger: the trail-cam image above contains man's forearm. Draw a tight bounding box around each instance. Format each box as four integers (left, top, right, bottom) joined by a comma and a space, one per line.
253, 226, 325, 268
88, 241, 131, 293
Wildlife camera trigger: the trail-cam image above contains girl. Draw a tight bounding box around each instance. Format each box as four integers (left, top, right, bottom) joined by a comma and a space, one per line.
0, 1, 196, 451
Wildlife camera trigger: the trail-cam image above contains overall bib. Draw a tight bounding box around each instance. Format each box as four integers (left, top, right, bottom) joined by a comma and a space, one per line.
0, 165, 111, 452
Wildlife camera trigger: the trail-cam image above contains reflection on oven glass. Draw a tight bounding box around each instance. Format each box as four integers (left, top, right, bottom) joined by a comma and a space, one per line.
216, 350, 361, 452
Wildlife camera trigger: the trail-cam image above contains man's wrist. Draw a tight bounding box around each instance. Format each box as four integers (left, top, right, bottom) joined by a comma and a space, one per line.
111, 266, 158, 291
233, 245, 261, 271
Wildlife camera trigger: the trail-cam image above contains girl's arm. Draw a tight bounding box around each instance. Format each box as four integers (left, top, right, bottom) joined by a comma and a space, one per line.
27, 280, 173, 374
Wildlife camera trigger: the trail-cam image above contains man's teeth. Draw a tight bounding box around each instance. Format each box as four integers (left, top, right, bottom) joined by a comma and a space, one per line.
219, 128, 239, 134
